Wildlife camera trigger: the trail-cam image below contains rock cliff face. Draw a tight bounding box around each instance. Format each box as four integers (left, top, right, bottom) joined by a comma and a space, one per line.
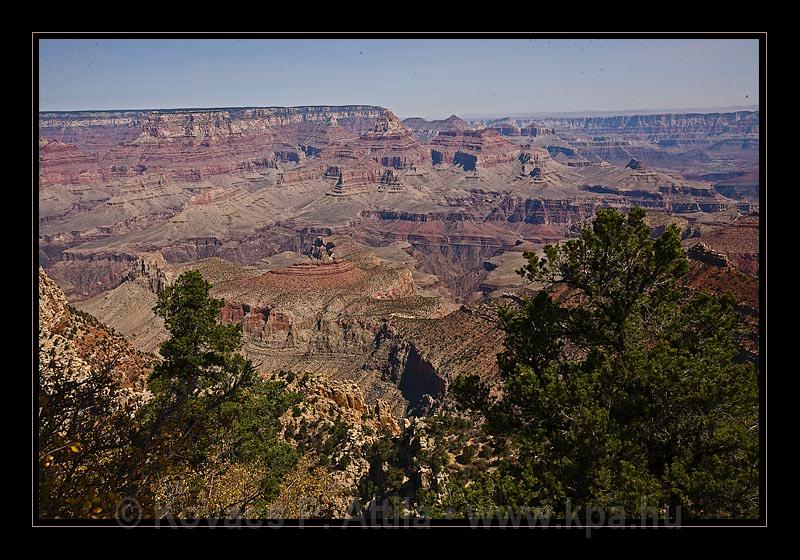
429, 128, 519, 171
73, 236, 507, 419
686, 212, 760, 277
539, 111, 759, 139
44, 251, 139, 301
39, 267, 152, 405
357, 112, 428, 170
530, 111, 759, 192
39, 139, 103, 188
39, 111, 143, 157
39, 106, 389, 186
40, 104, 757, 327
687, 242, 730, 268
382, 301, 504, 412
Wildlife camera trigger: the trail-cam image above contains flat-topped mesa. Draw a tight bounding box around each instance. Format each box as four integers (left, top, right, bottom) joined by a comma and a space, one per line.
245, 259, 369, 295
269, 259, 359, 276
358, 111, 428, 170
429, 128, 520, 171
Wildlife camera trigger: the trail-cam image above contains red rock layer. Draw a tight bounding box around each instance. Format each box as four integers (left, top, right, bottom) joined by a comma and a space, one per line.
39, 106, 388, 186
428, 128, 519, 170
39, 139, 104, 187
358, 112, 428, 169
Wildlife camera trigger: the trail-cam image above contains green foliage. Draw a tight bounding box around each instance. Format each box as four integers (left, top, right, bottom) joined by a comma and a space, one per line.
38, 359, 135, 519
443, 208, 759, 519
150, 271, 253, 401
40, 270, 302, 518
518, 207, 688, 354
455, 444, 478, 465
129, 270, 301, 514
450, 374, 490, 412
358, 435, 410, 515
219, 378, 301, 509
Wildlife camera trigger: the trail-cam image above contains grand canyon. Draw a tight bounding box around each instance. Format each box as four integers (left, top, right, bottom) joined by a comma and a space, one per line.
37, 102, 761, 516
36, 33, 765, 525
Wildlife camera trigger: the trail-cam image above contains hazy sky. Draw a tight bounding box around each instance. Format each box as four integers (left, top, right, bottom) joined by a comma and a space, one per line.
38, 38, 760, 118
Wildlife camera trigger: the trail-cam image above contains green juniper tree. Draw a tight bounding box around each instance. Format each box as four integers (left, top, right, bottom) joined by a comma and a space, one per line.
125, 270, 300, 517
447, 208, 759, 519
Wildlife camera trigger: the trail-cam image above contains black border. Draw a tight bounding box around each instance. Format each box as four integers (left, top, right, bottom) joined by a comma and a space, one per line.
32, 31, 767, 530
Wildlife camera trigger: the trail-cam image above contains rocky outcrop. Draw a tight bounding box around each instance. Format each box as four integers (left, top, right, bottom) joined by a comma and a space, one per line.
429, 128, 519, 170
128, 252, 173, 293
305, 237, 336, 261
358, 112, 428, 169
625, 158, 647, 171
274, 372, 402, 516
687, 242, 730, 267
383, 301, 505, 412
39, 267, 152, 404
689, 212, 760, 277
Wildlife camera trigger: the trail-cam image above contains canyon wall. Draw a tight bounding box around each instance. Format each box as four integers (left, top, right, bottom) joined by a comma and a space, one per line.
537, 111, 759, 140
